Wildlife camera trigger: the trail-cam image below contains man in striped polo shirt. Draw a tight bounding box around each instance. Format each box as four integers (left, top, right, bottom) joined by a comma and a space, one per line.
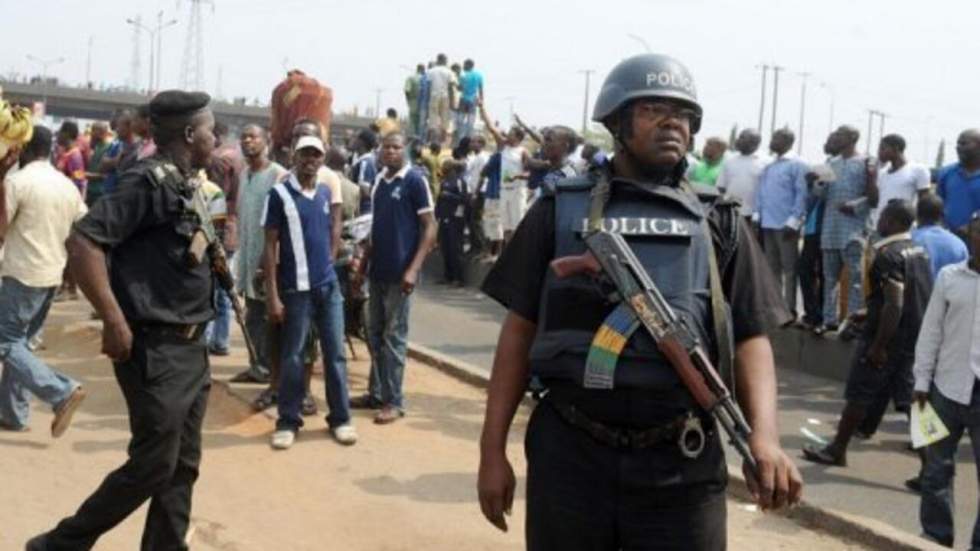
262, 135, 356, 449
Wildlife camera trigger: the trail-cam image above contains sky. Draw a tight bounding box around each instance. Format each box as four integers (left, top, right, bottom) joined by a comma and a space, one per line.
2, 0, 977, 161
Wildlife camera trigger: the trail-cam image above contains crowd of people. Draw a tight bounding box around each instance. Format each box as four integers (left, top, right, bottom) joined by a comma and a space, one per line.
1, 49, 980, 548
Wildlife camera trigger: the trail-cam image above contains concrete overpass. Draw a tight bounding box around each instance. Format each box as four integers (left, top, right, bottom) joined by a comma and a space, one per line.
0, 80, 373, 141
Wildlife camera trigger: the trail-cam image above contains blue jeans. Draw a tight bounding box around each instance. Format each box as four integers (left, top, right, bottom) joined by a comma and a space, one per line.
821, 242, 863, 326
367, 280, 412, 410
920, 385, 980, 548
0, 277, 77, 428
276, 279, 350, 430
206, 288, 232, 352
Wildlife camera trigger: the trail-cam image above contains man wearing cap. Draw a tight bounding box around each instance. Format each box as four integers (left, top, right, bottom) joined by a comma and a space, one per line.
262, 134, 356, 449
29, 90, 217, 550
477, 54, 802, 549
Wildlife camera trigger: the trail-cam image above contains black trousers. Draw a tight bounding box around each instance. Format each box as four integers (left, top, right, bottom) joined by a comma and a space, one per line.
797, 233, 824, 325
45, 331, 210, 551
439, 217, 465, 283
525, 402, 728, 551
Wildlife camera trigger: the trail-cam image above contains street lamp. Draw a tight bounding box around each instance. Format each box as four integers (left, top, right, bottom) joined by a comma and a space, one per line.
626, 33, 652, 53
127, 11, 177, 92
26, 54, 65, 107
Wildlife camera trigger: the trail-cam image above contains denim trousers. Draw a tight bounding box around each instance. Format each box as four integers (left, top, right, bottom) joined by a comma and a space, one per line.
205, 288, 231, 352
0, 276, 77, 428
920, 385, 980, 549
276, 280, 350, 430
821, 242, 864, 326
367, 279, 412, 410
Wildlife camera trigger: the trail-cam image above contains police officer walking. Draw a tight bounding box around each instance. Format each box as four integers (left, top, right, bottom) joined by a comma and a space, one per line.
477, 54, 803, 549
27, 91, 217, 550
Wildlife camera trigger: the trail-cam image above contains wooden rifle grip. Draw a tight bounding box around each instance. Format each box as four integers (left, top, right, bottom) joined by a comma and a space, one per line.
656, 337, 718, 411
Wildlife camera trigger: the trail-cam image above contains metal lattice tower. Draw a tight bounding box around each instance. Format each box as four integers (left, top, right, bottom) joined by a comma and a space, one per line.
178, 0, 212, 91
128, 15, 142, 90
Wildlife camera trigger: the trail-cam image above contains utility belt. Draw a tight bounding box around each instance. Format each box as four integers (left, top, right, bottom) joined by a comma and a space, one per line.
539, 384, 711, 457
131, 321, 208, 342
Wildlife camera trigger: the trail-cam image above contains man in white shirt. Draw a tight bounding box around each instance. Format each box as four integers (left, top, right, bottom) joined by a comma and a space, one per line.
465, 136, 491, 254
0, 126, 88, 436
716, 129, 764, 221
914, 210, 980, 548
871, 134, 931, 227
426, 53, 456, 143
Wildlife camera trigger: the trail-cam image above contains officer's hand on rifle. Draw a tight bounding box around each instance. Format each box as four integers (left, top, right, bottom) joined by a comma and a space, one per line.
478, 451, 516, 532
744, 434, 803, 511
102, 317, 133, 363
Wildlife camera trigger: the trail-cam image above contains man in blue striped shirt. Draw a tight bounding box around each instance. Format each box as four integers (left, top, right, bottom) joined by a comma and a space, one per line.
262, 135, 356, 450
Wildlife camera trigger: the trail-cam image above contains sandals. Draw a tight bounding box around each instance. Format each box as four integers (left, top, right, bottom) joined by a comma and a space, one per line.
252, 389, 277, 412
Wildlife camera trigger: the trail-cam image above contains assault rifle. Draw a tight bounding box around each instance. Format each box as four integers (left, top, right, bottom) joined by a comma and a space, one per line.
187, 185, 259, 367
551, 230, 759, 480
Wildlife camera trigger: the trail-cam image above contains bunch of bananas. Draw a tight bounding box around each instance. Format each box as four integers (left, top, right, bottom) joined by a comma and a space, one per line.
0, 100, 34, 146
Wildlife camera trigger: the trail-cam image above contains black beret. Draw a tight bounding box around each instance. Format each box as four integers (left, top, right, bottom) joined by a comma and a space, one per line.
149, 90, 211, 120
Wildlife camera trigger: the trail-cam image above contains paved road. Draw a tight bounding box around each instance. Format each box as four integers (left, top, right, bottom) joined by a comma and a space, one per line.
409, 281, 978, 548
0, 299, 863, 550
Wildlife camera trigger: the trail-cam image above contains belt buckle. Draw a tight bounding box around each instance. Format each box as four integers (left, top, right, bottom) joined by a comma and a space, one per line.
678, 413, 706, 459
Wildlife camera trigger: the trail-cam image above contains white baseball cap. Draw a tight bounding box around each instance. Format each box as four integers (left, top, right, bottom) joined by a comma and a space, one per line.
294, 135, 325, 154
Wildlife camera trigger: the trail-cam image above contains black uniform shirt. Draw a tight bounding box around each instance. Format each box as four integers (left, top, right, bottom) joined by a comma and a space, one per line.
74, 157, 215, 325
864, 235, 933, 356
482, 185, 791, 343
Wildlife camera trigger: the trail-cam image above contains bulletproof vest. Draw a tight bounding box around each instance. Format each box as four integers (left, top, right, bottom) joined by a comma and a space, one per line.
528, 171, 722, 391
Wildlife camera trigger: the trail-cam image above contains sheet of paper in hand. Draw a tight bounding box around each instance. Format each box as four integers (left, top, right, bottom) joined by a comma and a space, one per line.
911, 402, 951, 449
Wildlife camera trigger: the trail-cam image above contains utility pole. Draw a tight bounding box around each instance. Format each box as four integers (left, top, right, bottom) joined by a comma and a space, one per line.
770, 65, 784, 135
866, 109, 878, 155
819, 81, 835, 138
797, 71, 810, 155
877, 112, 887, 140
85, 35, 94, 86
127, 14, 142, 90
579, 69, 594, 135
756, 64, 769, 132
374, 88, 383, 118
156, 11, 178, 90
128, 13, 177, 92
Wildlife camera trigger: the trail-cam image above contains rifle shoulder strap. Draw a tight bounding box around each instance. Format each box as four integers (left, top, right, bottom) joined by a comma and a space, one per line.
700, 216, 735, 395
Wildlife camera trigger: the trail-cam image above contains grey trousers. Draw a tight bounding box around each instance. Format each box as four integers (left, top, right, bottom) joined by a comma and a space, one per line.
763, 228, 799, 316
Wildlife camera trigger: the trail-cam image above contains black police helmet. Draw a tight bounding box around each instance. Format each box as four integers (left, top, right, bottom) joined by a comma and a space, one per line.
592, 54, 702, 134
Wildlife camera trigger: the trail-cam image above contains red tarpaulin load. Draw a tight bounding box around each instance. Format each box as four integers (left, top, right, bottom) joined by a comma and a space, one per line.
270, 70, 333, 149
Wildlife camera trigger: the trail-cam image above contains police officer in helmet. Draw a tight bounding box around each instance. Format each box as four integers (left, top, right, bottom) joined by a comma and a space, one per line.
28, 91, 217, 550
478, 54, 803, 549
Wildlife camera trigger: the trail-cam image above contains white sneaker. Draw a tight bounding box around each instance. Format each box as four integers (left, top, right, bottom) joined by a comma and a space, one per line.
270, 429, 295, 450
331, 423, 358, 446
